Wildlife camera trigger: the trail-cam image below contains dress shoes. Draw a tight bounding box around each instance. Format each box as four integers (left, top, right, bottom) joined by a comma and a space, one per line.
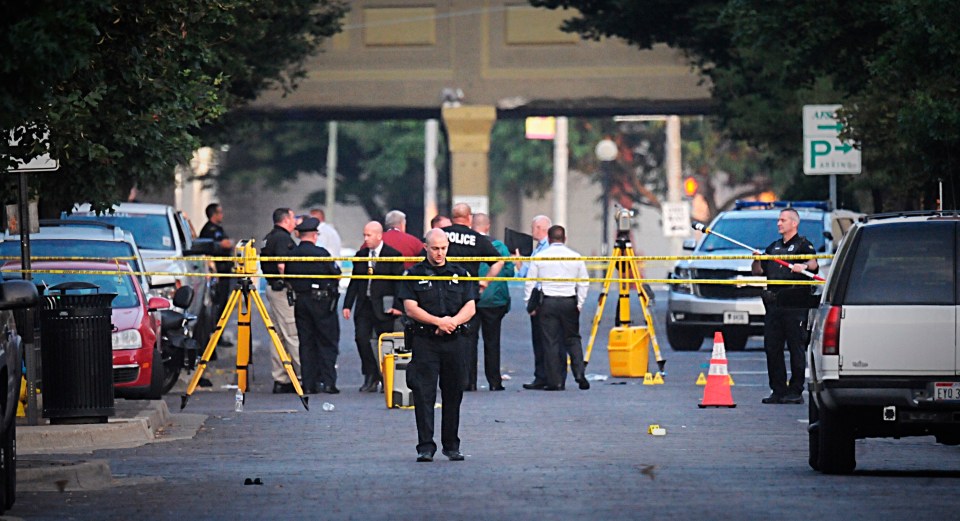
761, 393, 783, 404
464, 383, 477, 392
416, 451, 434, 462
577, 378, 590, 390
305, 384, 321, 395
272, 381, 295, 394
522, 381, 546, 390
323, 384, 340, 394
489, 384, 505, 391
781, 393, 804, 404
198, 377, 213, 388
543, 385, 563, 391
441, 450, 465, 461
359, 375, 380, 393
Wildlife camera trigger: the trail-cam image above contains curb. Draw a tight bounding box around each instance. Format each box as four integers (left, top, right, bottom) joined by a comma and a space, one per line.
19, 400, 171, 455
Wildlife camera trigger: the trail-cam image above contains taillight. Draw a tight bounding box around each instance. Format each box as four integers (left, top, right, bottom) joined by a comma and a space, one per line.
822, 305, 841, 355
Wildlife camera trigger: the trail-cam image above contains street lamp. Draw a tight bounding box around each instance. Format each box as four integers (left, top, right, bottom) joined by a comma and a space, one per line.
595, 139, 618, 256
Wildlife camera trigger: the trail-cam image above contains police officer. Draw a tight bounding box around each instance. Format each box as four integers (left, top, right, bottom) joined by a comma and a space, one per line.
285, 216, 342, 395
441, 202, 503, 391
397, 228, 478, 462
751, 207, 819, 405
260, 208, 300, 394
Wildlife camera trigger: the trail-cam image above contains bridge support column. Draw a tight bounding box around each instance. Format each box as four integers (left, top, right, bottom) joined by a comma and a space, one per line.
442, 105, 497, 214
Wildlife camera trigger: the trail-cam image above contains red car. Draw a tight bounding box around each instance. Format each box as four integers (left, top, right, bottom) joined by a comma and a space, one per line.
6, 261, 170, 399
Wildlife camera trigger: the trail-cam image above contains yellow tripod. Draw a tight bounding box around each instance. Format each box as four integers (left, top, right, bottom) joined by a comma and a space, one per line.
180, 240, 309, 411
585, 231, 666, 374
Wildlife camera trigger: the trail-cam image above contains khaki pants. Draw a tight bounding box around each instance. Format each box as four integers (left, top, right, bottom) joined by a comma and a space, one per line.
265, 287, 301, 383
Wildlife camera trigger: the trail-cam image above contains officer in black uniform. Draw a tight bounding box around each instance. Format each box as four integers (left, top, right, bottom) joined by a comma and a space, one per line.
441, 202, 503, 391
199, 203, 235, 347
397, 228, 478, 462
751, 207, 819, 405
285, 216, 342, 394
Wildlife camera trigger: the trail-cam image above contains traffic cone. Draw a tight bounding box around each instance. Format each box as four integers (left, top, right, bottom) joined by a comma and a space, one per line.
695, 373, 707, 385
698, 331, 736, 408
643, 372, 655, 385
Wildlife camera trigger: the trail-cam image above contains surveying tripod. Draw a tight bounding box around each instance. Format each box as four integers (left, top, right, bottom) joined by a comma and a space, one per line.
585, 224, 666, 373
181, 240, 309, 411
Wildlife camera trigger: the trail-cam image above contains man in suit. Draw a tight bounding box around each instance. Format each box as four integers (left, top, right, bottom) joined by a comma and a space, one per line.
343, 221, 404, 392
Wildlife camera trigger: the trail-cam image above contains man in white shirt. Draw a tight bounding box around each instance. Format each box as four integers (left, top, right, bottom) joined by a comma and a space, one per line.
311, 208, 342, 259
523, 225, 590, 391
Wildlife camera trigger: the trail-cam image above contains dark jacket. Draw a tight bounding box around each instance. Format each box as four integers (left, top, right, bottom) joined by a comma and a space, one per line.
343, 242, 404, 321
284, 241, 340, 294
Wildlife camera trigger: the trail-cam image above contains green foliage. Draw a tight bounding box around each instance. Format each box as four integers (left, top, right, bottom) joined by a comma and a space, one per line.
532, 0, 960, 211
0, 0, 347, 214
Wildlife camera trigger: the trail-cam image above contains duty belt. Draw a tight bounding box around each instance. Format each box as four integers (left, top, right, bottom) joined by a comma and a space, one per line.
296, 289, 336, 300
406, 321, 470, 338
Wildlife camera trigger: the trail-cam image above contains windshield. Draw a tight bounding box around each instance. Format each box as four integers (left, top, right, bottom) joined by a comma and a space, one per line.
33, 272, 140, 308
700, 217, 825, 252
67, 213, 174, 251
0, 240, 143, 273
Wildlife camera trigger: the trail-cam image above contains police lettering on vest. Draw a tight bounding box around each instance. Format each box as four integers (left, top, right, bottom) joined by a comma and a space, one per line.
446, 231, 476, 247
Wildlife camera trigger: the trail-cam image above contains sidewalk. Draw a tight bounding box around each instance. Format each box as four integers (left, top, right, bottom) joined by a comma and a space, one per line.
17, 398, 206, 492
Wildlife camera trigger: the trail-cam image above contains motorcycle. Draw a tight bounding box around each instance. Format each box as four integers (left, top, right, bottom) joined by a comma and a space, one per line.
159, 286, 200, 395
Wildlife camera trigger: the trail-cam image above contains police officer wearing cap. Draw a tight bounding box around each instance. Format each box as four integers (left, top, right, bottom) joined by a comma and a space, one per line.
752, 207, 819, 405
285, 216, 342, 394
397, 228, 478, 462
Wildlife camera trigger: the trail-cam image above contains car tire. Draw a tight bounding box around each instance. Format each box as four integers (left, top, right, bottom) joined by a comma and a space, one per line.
146, 347, 165, 400
722, 326, 749, 351
808, 398, 821, 471
160, 346, 183, 395
818, 405, 856, 474
666, 322, 703, 351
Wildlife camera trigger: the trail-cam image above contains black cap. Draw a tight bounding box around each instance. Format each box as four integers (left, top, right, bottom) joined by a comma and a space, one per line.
295, 216, 320, 232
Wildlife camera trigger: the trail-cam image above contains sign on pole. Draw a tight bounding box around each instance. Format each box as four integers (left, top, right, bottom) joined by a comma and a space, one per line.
662, 202, 691, 238
802, 105, 861, 175
6, 131, 59, 173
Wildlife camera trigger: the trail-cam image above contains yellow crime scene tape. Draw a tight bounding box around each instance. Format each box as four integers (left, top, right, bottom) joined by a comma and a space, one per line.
1, 253, 830, 286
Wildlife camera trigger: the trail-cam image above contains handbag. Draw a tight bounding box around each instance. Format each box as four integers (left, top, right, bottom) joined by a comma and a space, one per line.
526, 286, 543, 313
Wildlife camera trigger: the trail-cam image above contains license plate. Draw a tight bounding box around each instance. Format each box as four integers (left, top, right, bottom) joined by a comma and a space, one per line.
934, 382, 960, 401
723, 311, 749, 325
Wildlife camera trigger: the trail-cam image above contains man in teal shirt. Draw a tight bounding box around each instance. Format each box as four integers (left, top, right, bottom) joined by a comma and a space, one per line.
471, 213, 514, 391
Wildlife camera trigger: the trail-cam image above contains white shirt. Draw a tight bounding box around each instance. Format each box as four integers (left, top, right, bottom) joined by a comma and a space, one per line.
524, 242, 589, 309
316, 222, 342, 258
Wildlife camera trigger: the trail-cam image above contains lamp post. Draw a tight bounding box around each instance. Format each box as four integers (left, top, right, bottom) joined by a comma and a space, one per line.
595, 139, 618, 256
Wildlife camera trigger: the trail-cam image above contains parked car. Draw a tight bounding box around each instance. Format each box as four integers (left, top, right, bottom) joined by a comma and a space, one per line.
807, 210, 960, 474
68, 203, 216, 347
6, 261, 170, 400
0, 280, 39, 514
0, 220, 151, 291
666, 201, 860, 351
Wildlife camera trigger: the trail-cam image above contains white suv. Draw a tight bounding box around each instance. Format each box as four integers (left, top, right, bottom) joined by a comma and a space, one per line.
666, 201, 860, 351
807, 211, 960, 474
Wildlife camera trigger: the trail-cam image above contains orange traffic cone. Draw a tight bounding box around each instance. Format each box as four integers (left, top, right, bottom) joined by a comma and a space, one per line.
698, 331, 736, 408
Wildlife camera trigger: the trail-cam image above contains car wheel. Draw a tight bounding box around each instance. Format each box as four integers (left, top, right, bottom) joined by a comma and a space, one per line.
808, 398, 821, 471
666, 322, 703, 351
147, 347, 165, 400
722, 326, 750, 351
818, 405, 856, 474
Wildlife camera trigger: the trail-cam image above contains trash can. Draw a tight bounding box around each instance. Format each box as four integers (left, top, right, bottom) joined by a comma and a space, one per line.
39, 282, 116, 424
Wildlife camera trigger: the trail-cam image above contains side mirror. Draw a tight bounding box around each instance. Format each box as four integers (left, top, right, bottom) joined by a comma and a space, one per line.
682, 239, 696, 251
0, 280, 40, 310
147, 296, 171, 311
185, 238, 216, 256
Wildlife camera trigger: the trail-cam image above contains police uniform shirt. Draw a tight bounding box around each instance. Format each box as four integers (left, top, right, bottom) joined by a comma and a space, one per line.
284, 241, 340, 293
441, 223, 501, 278
396, 261, 479, 321
760, 234, 818, 307
199, 221, 232, 273
261, 225, 296, 289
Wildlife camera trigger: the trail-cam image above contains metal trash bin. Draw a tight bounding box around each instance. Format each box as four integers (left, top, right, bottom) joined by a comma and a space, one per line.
39, 282, 116, 424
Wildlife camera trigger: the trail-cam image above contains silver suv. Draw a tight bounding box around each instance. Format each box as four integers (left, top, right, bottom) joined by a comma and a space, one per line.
808, 211, 960, 474
666, 201, 859, 351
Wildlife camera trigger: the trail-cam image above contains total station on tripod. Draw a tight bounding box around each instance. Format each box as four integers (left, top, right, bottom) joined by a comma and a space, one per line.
615, 206, 635, 235
233, 239, 258, 275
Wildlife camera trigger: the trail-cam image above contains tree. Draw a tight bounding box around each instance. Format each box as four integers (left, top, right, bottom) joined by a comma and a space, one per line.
531, 0, 960, 211
0, 0, 348, 214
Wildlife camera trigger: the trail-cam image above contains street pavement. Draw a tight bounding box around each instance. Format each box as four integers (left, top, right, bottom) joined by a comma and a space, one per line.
10, 285, 960, 520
